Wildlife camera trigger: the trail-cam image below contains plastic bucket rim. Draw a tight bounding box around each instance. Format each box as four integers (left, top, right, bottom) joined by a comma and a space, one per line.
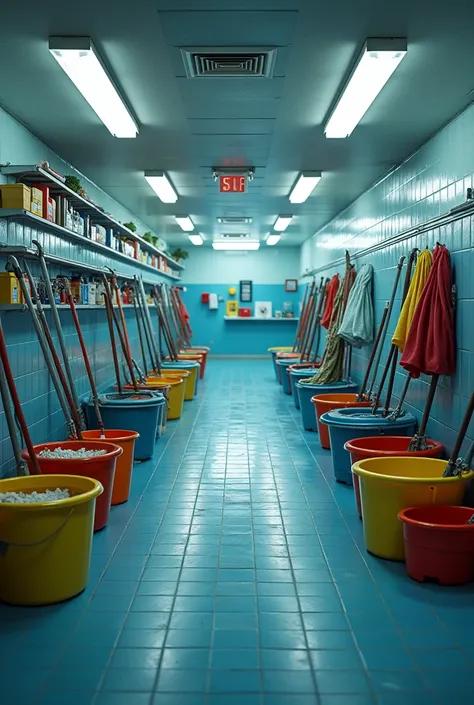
319, 409, 414, 428
352, 457, 474, 484
79, 429, 141, 441
22, 440, 123, 463
0, 474, 103, 510
398, 505, 474, 531
344, 436, 442, 454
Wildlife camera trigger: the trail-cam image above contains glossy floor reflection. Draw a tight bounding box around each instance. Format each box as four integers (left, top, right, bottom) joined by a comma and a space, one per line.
1, 360, 473, 705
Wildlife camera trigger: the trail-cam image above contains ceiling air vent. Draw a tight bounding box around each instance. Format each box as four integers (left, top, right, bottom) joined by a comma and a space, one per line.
220, 233, 250, 239
217, 217, 252, 225
181, 47, 277, 79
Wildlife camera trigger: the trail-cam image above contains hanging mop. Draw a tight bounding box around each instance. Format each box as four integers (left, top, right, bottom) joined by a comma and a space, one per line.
337, 263, 374, 348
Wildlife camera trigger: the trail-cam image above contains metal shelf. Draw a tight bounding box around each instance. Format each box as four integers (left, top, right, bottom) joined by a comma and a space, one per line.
0, 214, 181, 285
224, 316, 299, 321
1, 164, 185, 271
0, 303, 153, 312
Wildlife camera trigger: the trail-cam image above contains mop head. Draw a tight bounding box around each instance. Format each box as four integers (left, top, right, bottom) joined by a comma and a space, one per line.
407, 434, 431, 451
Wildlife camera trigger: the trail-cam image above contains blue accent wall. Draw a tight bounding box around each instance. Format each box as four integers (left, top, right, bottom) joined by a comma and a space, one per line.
300, 100, 474, 456
182, 284, 299, 355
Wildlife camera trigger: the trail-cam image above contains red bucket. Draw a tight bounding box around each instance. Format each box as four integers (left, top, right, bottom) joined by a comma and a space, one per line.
345, 436, 444, 520
399, 506, 474, 585
21, 441, 123, 531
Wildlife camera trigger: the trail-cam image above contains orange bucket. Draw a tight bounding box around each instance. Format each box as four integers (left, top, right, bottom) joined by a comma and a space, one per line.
177, 353, 204, 378
79, 430, 139, 505
311, 393, 371, 449
183, 347, 209, 378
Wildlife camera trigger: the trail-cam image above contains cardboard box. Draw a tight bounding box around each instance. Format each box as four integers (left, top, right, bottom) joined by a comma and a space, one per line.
0, 183, 31, 210
30, 187, 43, 217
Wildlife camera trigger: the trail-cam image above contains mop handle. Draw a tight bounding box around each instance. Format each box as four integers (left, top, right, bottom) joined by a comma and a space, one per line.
137, 280, 160, 371
138, 277, 161, 367
131, 287, 149, 373
357, 301, 389, 401
104, 288, 122, 394
311, 279, 330, 363
449, 391, 474, 464
108, 269, 132, 360
297, 280, 316, 355
63, 279, 105, 434
293, 282, 311, 351
0, 316, 40, 475
305, 280, 325, 363
102, 274, 138, 390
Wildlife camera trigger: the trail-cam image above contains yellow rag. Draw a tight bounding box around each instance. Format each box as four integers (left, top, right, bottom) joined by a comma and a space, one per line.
392, 249, 433, 352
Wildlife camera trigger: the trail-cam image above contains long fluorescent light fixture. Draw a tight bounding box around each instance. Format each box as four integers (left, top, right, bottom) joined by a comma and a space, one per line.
144, 172, 178, 203
274, 215, 293, 232
266, 234, 281, 246
49, 37, 138, 138
289, 172, 322, 203
324, 38, 407, 138
188, 234, 203, 246
212, 241, 260, 251
175, 216, 194, 232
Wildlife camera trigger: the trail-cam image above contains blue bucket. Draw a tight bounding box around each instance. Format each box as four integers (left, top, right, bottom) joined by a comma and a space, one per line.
277, 359, 298, 394
296, 381, 357, 431
290, 368, 320, 408
162, 361, 200, 395
83, 392, 166, 461
319, 407, 417, 485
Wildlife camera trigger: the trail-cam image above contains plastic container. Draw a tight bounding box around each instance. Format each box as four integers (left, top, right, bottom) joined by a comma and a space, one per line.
345, 436, 443, 519
275, 352, 300, 384
312, 394, 372, 449
277, 358, 297, 394
22, 441, 121, 532
78, 430, 139, 505
125, 377, 185, 420
319, 407, 417, 485
84, 393, 165, 460
399, 505, 474, 585
268, 347, 293, 381
288, 364, 320, 408
0, 474, 102, 605
352, 457, 474, 560
154, 369, 193, 400
296, 380, 357, 432
177, 353, 205, 379
182, 347, 209, 378
162, 360, 200, 396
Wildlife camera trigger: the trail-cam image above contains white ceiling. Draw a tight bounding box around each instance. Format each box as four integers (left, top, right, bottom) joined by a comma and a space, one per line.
0, 0, 473, 247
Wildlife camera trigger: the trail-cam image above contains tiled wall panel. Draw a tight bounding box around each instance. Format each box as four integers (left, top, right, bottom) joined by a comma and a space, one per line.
300, 101, 474, 456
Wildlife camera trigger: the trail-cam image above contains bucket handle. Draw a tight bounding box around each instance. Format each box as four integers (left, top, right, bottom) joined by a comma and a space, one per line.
0, 508, 74, 556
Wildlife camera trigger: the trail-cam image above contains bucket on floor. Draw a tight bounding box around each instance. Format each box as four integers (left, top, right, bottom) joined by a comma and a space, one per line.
312, 393, 372, 449
319, 407, 417, 485
125, 377, 185, 420
21, 441, 122, 532
288, 364, 321, 408
162, 360, 200, 396
177, 353, 205, 379
352, 457, 473, 561
277, 358, 297, 394
399, 505, 474, 585
84, 393, 165, 460
345, 436, 444, 519
182, 347, 209, 378
78, 430, 139, 505
275, 352, 300, 384
296, 380, 357, 432
0, 474, 102, 605
153, 369, 193, 400
268, 347, 293, 381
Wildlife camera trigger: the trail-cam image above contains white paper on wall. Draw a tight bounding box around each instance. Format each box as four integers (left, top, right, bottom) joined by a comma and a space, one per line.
254, 301, 272, 319
208, 293, 218, 310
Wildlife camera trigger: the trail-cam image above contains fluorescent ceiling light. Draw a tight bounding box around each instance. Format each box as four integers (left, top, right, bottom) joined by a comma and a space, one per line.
217, 217, 252, 224
266, 234, 281, 246
49, 37, 138, 138
175, 216, 194, 232
212, 241, 260, 251
324, 38, 407, 138
144, 171, 178, 203
188, 234, 203, 246
289, 172, 322, 203
274, 215, 293, 232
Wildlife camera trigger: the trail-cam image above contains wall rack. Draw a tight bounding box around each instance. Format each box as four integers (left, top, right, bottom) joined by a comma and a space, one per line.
224, 316, 299, 322
1, 164, 184, 271
0, 303, 153, 312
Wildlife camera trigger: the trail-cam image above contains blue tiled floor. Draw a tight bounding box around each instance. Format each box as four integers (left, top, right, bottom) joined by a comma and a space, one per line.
1, 359, 474, 704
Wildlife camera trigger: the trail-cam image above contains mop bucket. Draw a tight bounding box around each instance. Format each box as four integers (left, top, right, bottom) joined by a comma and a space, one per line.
296, 381, 357, 432
288, 364, 320, 407
275, 352, 300, 384
345, 436, 443, 519
157, 367, 194, 400
269, 347, 293, 381
399, 506, 474, 585
182, 348, 208, 378
277, 358, 297, 394
78, 430, 139, 505
0, 474, 102, 605
127, 377, 185, 420
177, 353, 205, 379
21, 441, 122, 532
319, 407, 417, 485
352, 457, 473, 561
162, 360, 200, 396
312, 394, 372, 449
84, 393, 165, 460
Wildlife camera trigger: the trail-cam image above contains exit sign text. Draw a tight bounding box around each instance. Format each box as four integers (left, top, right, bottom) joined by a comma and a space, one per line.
219, 175, 246, 193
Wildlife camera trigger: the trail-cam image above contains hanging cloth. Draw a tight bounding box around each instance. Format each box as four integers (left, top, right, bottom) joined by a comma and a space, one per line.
392, 249, 433, 353
337, 264, 374, 348
320, 274, 340, 329
400, 245, 455, 378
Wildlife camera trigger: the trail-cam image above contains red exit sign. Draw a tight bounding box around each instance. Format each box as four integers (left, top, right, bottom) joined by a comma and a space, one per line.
219, 175, 246, 193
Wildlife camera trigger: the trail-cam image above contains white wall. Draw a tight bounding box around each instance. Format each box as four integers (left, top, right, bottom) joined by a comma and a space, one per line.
183, 247, 301, 284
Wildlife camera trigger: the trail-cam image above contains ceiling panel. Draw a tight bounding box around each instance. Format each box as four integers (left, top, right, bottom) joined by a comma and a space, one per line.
188, 119, 275, 135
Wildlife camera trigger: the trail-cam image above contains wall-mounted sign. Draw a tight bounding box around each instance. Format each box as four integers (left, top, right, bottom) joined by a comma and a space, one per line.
220, 175, 246, 193
240, 280, 253, 302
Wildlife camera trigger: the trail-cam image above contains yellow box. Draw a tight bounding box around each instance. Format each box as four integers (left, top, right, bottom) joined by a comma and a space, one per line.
0, 273, 21, 304
0, 183, 31, 211
226, 300, 239, 316
30, 187, 43, 217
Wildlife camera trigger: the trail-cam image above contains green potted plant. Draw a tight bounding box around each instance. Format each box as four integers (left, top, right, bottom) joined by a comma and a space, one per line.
65, 175, 82, 194
123, 222, 137, 233
170, 247, 189, 264
143, 231, 153, 243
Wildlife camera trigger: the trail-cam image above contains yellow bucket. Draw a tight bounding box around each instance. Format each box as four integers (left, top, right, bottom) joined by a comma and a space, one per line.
0, 474, 103, 605
143, 376, 186, 420
352, 457, 474, 561
268, 346, 293, 352
153, 369, 195, 401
